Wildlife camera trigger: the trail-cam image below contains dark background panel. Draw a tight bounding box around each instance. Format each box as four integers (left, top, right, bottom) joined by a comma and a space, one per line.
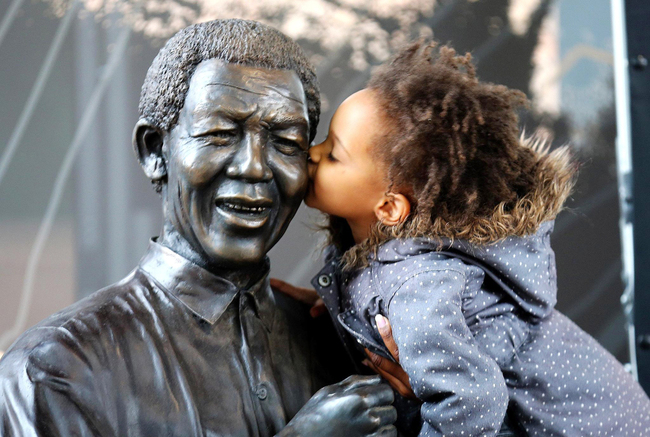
0, 0, 639, 388
626, 0, 650, 392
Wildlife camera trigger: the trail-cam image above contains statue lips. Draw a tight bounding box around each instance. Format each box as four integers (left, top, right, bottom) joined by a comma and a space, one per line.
215, 194, 273, 229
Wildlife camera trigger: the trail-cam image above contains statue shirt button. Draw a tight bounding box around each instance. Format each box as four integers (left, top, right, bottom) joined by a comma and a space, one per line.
256, 385, 268, 400
318, 275, 331, 287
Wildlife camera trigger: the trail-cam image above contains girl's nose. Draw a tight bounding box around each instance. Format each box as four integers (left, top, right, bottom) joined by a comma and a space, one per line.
308, 142, 325, 164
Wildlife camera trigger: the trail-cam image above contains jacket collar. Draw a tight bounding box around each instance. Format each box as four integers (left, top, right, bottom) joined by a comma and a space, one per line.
139, 239, 274, 329
367, 221, 558, 320
371, 238, 446, 263
312, 245, 349, 318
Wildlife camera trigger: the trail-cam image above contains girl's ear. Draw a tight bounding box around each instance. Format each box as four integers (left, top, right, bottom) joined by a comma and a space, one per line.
374, 193, 411, 226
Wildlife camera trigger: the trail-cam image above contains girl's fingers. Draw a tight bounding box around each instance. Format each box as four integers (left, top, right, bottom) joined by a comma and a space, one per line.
363, 349, 416, 399
375, 315, 400, 363
270, 278, 320, 305
309, 299, 327, 318
364, 349, 409, 384
362, 359, 416, 399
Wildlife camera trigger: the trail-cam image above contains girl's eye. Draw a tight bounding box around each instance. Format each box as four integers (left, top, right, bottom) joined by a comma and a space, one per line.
327, 152, 338, 162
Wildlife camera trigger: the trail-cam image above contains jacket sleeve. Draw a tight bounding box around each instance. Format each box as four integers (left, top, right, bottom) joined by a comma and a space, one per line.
386, 267, 508, 437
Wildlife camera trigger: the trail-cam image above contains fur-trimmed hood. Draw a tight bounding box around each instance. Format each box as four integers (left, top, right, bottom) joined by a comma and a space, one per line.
340, 136, 576, 270
437, 135, 575, 245
369, 220, 559, 320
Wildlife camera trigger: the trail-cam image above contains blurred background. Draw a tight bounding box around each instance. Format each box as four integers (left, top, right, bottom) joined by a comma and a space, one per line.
0, 0, 631, 372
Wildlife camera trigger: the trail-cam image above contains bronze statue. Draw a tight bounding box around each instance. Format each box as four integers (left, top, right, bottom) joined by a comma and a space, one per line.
0, 19, 397, 436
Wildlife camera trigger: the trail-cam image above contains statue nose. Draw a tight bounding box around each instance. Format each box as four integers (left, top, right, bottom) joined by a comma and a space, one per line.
226, 134, 273, 182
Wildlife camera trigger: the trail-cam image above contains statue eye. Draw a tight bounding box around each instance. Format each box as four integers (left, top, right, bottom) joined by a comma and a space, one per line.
272, 136, 302, 155
211, 129, 238, 139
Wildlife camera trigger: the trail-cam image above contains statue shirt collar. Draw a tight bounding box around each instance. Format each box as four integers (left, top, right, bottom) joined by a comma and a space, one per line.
138, 239, 274, 329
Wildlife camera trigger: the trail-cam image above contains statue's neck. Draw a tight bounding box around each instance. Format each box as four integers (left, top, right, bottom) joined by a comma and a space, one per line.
158, 225, 266, 291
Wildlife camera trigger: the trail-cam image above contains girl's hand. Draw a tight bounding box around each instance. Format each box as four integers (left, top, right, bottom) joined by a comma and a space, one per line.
270, 278, 327, 318
363, 314, 417, 400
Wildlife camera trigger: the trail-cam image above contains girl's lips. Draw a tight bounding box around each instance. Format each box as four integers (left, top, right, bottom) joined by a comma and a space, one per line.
307, 161, 317, 180
303, 180, 316, 204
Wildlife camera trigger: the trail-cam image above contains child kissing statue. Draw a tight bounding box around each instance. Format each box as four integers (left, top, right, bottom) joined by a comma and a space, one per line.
274, 40, 650, 436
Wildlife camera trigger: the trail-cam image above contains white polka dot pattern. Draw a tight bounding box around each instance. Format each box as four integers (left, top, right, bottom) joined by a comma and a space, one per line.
312, 220, 650, 436
388, 268, 509, 436
503, 310, 650, 436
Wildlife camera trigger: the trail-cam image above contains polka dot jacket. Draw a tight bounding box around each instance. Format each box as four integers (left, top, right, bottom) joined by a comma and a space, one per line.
312, 221, 650, 436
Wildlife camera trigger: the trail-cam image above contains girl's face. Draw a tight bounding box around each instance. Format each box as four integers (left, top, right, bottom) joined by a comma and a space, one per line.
305, 89, 389, 229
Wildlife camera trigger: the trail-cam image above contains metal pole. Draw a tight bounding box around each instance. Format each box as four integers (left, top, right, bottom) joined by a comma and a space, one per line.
610, 0, 637, 379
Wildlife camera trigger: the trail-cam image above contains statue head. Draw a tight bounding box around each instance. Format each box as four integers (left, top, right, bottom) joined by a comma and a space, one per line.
133, 19, 319, 279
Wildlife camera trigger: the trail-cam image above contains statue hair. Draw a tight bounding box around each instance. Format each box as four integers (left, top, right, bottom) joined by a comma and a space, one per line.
138, 19, 320, 142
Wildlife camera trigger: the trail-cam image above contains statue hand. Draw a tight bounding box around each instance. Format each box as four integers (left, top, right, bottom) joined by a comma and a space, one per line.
279, 375, 397, 436
270, 278, 327, 318
363, 315, 417, 400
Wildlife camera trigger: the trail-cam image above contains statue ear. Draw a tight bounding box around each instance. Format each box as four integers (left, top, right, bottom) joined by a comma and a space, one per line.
133, 119, 167, 181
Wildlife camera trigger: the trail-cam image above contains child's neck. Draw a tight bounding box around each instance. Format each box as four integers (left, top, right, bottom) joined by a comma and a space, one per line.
347, 219, 374, 245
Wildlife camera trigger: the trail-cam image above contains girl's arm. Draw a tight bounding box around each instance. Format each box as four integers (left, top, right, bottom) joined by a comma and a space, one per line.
386, 267, 509, 437
270, 278, 327, 318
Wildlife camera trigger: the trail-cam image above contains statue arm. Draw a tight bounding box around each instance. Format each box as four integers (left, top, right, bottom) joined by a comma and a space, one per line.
0, 329, 112, 437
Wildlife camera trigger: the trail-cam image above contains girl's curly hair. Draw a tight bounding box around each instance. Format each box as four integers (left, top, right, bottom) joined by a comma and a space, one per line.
325, 39, 575, 269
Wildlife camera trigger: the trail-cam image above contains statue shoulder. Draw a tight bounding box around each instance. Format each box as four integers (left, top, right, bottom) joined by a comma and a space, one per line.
0, 268, 163, 436
0, 268, 157, 380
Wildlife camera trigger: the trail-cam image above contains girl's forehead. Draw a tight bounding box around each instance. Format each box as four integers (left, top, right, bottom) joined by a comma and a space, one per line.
330, 89, 385, 153
336, 89, 380, 120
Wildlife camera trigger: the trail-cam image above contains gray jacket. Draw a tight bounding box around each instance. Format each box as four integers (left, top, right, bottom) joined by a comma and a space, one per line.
313, 221, 650, 436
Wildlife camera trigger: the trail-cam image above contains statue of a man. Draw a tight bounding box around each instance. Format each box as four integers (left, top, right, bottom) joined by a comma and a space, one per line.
0, 19, 397, 436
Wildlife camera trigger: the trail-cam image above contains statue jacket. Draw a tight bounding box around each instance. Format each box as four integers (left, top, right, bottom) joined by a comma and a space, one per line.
312, 221, 650, 437
0, 240, 352, 436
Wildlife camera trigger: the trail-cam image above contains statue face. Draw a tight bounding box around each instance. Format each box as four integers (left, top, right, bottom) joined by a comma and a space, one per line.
162, 59, 310, 268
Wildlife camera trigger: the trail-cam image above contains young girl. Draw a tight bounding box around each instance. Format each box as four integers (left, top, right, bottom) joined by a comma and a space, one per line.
275, 40, 650, 436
